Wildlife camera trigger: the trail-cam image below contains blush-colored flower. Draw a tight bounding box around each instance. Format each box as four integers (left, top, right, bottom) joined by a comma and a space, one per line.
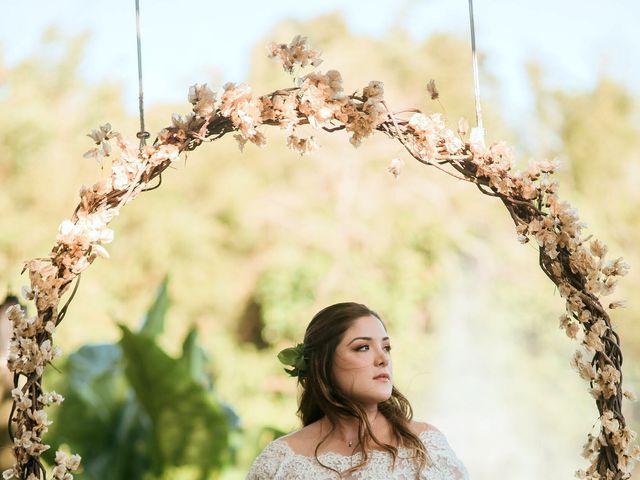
387, 158, 404, 179
457, 118, 469, 137
188, 83, 216, 117
65, 454, 81, 471
608, 300, 627, 309
11, 388, 32, 411
91, 245, 110, 259
286, 134, 319, 156
363, 81, 384, 101
2, 466, 17, 479
267, 35, 323, 74
469, 126, 486, 152
426, 79, 439, 100
601, 411, 620, 434
570, 350, 596, 381
39, 391, 64, 406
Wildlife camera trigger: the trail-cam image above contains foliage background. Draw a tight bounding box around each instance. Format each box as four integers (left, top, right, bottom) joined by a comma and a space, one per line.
1, 7, 639, 480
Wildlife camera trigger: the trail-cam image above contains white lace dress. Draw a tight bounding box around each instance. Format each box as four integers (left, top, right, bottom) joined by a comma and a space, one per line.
246, 428, 470, 479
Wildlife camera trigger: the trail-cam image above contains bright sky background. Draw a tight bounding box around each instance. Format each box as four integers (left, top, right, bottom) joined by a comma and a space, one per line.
1, 0, 639, 123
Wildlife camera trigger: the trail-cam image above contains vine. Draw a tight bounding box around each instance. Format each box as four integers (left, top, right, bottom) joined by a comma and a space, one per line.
4, 35, 638, 480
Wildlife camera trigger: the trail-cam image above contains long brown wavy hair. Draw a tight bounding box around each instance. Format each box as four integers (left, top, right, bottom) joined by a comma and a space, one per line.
296, 302, 431, 476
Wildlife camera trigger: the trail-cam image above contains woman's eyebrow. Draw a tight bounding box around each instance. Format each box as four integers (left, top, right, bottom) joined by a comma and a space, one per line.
347, 336, 390, 345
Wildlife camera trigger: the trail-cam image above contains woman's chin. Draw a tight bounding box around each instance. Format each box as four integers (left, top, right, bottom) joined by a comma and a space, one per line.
363, 390, 393, 405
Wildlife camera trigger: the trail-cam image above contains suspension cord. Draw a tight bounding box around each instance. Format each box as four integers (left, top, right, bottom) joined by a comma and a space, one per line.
467, 0, 484, 131
135, 0, 150, 151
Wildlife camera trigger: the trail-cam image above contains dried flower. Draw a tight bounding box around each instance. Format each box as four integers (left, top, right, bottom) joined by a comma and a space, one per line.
601, 411, 620, 434
609, 300, 627, 309
570, 350, 596, 381
38, 391, 64, 406
267, 35, 323, 74
469, 126, 486, 151
457, 117, 469, 138
286, 134, 319, 156
2, 466, 17, 479
188, 83, 216, 117
387, 158, 405, 179
363, 81, 384, 101
426, 79, 439, 100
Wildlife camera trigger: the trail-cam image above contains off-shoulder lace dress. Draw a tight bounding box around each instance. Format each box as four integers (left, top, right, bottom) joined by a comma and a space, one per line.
246, 428, 470, 479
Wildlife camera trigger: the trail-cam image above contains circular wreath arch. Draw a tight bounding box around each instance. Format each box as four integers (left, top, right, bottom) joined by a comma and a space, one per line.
4, 36, 639, 480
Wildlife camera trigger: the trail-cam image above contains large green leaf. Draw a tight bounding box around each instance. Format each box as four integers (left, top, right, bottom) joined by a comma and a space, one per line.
139, 274, 170, 338
119, 324, 232, 475
180, 327, 241, 432
44, 344, 153, 479
46, 275, 237, 479
180, 325, 211, 389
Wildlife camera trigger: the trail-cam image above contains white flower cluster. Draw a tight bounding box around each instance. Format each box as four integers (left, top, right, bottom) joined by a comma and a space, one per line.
218, 82, 266, 150
406, 112, 461, 160
57, 206, 116, 274
52, 451, 82, 480
387, 158, 405, 179
188, 83, 216, 117
82, 123, 117, 166
286, 134, 319, 156
577, 411, 640, 478
297, 70, 346, 129
4, 450, 83, 480
261, 91, 299, 131
267, 35, 323, 74
342, 80, 386, 147
3, 305, 70, 477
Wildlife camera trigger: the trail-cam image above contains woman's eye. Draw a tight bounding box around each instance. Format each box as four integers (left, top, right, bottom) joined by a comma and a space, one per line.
354, 344, 391, 352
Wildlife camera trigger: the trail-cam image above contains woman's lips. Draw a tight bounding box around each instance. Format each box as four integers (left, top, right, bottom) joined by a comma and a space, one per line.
373, 374, 390, 381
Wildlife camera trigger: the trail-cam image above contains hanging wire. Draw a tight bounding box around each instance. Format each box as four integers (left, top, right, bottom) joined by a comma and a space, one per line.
135, 0, 150, 150
134, 0, 162, 192
467, 0, 484, 131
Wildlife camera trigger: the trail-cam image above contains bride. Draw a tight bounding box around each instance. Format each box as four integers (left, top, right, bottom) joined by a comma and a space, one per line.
247, 302, 470, 479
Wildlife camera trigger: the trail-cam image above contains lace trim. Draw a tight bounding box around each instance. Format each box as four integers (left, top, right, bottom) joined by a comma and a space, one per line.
276, 429, 438, 463
247, 427, 470, 480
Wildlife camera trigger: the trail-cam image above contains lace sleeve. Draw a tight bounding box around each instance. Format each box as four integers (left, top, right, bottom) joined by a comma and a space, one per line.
245, 439, 290, 480
421, 427, 470, 480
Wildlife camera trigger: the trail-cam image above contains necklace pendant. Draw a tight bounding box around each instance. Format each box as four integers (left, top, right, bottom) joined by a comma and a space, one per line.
348, 440, 353, 447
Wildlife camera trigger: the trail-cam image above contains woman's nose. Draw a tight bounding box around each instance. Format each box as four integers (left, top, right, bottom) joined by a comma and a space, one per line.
375, 347, 389, 366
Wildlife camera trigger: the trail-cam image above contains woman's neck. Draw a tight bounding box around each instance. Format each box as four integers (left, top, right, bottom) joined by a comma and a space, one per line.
322, 406, 384, 447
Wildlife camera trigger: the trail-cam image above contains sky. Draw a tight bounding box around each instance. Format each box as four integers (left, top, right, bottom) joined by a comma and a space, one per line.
1, 0, 639, 124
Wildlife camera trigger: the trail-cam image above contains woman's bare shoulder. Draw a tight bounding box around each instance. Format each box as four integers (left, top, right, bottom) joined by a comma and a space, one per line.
409, 420, 441, 435
279, 420, 324, 456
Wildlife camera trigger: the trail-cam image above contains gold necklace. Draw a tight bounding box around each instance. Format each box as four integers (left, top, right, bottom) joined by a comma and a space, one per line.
345, 411, 379, 449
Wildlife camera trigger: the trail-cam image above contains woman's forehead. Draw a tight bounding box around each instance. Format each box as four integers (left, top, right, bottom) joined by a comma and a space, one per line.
343, 315, 388, 338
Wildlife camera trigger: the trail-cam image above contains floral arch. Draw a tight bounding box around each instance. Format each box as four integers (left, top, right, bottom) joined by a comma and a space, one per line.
4, 36, 638, 480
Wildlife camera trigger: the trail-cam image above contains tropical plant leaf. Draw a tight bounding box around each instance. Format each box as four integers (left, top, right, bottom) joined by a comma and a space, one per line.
43, 344, 153, 479
180, 325, 211, 389
46, 276, 237, 478
119, 324, 233, 475
139, 274, 170, 338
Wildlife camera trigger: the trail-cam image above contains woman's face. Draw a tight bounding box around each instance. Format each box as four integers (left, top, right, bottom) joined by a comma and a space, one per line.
332, 315, 393, 406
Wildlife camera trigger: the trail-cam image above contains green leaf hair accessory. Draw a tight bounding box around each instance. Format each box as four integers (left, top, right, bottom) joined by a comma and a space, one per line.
277, 342, 307, 378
